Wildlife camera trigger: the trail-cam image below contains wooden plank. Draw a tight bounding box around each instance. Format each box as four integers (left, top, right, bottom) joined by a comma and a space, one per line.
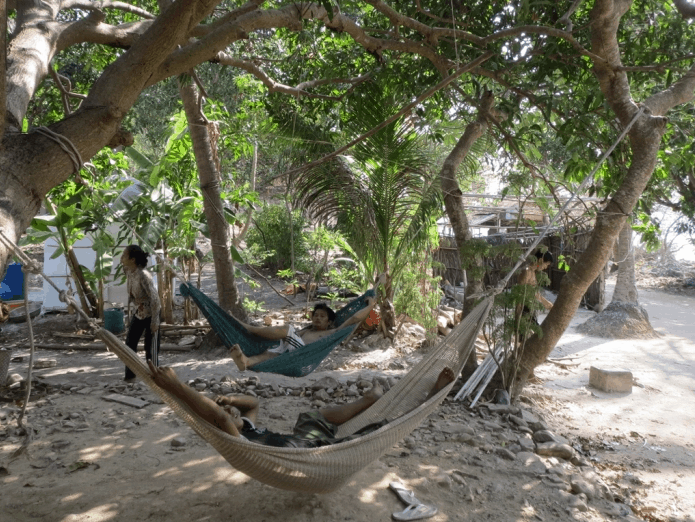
102, 394, 150, 408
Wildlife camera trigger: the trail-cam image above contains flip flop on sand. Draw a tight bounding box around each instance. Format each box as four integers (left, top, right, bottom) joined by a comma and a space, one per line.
389, 482, 420, 506
392, 503, 438, 521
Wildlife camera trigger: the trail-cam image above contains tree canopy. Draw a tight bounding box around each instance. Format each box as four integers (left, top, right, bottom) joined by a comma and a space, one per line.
2, 0, 695, 393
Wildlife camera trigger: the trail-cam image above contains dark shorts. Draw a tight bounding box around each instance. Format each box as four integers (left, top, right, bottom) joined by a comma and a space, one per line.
292, 411, 389, 447
243, 411, 389, 448
291, 411, 339, 445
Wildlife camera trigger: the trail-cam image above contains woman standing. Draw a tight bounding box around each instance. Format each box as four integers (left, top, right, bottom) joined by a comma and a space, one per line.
120, 245, 161, 383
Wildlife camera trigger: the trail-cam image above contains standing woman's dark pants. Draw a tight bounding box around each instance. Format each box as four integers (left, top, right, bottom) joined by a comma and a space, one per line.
124, 316, 161, 380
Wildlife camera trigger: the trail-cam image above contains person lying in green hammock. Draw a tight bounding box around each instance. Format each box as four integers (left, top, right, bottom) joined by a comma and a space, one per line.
147, 360, 454, 448
229, 297, 377, 371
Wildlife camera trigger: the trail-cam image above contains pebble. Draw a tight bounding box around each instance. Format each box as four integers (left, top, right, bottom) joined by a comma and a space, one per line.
494, 447, 516, 460
52, 440, 71, 450
535, 442, 575, 460
556, 490, 588, 511
171, 437, 187, 447
508, 415, 528, 428
533, 429, 559, 443
519, 409, 540, 424
7, 373, 24, 385
518, 435, 535, 451
312, 389, 330, 401
516, 452, 548, 474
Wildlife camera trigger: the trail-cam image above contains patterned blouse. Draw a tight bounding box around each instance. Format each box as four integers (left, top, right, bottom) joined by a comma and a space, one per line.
126, 267, 161, 327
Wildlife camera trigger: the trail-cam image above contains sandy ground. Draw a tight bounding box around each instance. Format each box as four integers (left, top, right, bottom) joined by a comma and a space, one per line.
1, 277, 694, 522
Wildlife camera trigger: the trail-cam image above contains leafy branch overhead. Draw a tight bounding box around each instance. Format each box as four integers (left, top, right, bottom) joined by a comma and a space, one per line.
2, 0, 695, 397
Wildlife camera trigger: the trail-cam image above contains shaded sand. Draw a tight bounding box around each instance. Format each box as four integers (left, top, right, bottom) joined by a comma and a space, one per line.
1, 282, 693, 522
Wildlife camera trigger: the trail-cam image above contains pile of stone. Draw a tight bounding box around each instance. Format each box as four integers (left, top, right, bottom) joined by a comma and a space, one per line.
634, 249, 695, 291
183, 373, 400, 409
393, 399, 636, 517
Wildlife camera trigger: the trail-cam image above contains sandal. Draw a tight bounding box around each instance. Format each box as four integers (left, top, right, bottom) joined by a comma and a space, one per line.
392, 503, 438, 521
389, 481, 420, 506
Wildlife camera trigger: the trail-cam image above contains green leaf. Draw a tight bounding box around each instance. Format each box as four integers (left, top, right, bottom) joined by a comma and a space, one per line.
125, 147, 154, 169
30, 215, 57, 232
50, 245, 64, 259
230, 244, 244, 264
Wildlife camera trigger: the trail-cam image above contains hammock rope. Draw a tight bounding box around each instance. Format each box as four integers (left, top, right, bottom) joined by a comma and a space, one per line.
181, 283, 376, 377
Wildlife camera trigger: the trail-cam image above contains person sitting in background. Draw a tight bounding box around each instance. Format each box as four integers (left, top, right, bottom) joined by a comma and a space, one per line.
515, 250, 554, 341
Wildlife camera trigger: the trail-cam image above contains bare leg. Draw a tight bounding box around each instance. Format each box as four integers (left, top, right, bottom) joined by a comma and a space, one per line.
230, 344, 279, 371
319, 380, 384, 425
238, 321, 290, 340
426, 367, 456, 400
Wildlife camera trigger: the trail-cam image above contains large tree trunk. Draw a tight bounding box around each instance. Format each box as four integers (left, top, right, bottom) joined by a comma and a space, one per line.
612, 220, 638, 304
178, 75, 244, 317
0, 0, 220, 276
511, 0, 674, 399
575, 218, 657, 339
439, 91, 496, 377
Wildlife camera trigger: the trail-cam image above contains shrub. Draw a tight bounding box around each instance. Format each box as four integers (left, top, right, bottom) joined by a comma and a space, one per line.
245, 203, 308, 271
393, 260, 442, 332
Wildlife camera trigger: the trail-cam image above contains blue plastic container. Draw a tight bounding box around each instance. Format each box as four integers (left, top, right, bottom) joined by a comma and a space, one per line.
104, 308, 125, 334
0, 263, 24, 300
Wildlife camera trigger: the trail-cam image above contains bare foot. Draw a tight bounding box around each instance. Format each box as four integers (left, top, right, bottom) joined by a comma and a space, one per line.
434, 367, 455, 392
365, 379, 384, 402
229, 344, 248, 371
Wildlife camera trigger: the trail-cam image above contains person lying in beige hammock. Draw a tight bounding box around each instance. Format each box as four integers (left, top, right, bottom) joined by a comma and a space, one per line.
147, 360, 454, 448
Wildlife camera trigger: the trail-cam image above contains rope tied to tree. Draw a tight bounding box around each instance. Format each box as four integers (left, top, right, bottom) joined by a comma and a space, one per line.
466, 105, 647, 302
33, 126, 89, 186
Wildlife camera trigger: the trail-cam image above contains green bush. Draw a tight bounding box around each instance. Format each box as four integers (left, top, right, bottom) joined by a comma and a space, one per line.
393, 261, 442, 332
245, 203, 308, 271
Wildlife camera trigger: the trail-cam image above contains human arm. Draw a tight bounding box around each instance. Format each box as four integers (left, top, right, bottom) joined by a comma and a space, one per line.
126, 273, 132, 329
147, 360, 239, 436
232, 315, 290, 340
338, 296, 377, 329
215, 394, 260, 423
536, 291, 553, 311
142, 270, 161, 332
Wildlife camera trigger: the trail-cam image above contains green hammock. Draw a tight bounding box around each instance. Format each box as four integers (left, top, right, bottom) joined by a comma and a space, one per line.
180, 283, 375, 377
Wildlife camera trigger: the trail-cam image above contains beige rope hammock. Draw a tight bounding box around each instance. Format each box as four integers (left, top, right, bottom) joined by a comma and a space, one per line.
1, 224, 492, 493
95, 296, 493, 493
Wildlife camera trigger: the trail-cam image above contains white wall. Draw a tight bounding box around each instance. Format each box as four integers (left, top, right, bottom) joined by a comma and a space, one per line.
42, 231, 142, 311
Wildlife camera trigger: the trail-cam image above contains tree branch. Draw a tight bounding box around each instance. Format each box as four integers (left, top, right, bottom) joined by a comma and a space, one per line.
558, 0, 584, 30
84, 0, 222, 111
644, 64, 695, 116
414, 0, 471, 27
270, 51, 494, 181
215, 53, 368, 100
61, 0, 156, 19
672, 0, 695, 19
148, 3, 458, 85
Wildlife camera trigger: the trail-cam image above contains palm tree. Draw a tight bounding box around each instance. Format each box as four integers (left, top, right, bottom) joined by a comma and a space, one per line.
292, 83, 443, 329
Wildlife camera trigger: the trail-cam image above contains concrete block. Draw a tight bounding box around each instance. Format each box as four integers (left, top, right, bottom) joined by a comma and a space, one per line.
589, 366, 632, 393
